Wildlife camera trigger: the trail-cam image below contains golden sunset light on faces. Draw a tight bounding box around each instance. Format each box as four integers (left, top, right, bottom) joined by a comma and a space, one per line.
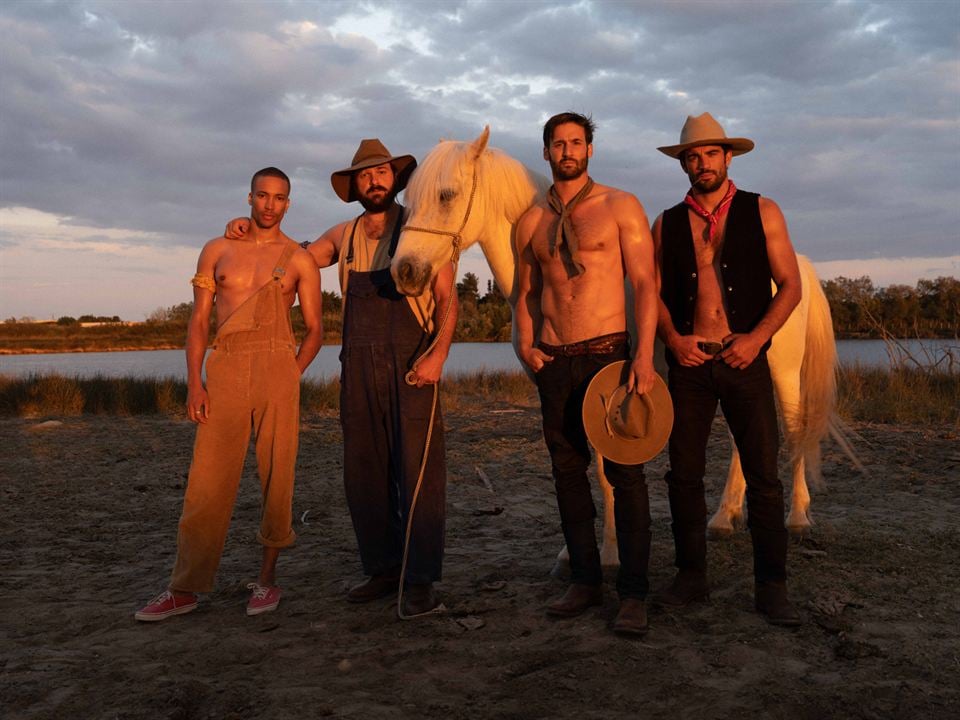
247, 176, 291, 229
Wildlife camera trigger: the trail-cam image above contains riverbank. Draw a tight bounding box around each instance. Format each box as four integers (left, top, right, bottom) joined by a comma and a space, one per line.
3, 399, 958, 717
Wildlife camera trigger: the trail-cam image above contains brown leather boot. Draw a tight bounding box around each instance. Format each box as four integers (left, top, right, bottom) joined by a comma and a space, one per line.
400, 583, 441, 617
652, 570, 710, 607
612, 598, 648, 637
755, 582, 802, 627
346, 571, 400, 603
545, 583, 603, 618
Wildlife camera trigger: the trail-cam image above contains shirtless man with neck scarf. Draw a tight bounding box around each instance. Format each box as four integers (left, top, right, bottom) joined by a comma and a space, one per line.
515, 112, 658, 636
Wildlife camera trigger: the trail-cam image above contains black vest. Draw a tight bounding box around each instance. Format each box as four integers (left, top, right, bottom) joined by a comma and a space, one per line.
660, 190, 772, 364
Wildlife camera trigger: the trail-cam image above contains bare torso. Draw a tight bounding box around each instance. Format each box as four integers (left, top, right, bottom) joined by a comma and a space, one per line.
208, 235, 300, 322
689, 212, 733, 343
527, 184, 629, 344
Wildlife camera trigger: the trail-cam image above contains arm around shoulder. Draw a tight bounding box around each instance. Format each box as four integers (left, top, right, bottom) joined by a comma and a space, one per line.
308, 223, 346, 269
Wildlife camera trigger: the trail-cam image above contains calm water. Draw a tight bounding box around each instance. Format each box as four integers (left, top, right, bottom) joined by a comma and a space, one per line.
1, 340, 957, 379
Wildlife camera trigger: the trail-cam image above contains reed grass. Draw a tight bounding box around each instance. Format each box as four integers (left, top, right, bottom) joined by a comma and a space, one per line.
837, 365, 959, 426
1, 367, 956, 426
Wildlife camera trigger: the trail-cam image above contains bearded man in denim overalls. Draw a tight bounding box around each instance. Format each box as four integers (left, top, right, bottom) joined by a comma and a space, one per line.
311, 141, 457, 617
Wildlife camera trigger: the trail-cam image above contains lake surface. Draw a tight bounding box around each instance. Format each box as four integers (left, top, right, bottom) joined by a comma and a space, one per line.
1, 339, 957, 379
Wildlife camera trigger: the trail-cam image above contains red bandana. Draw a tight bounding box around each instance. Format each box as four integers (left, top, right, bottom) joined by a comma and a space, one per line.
684, 180, 737, 243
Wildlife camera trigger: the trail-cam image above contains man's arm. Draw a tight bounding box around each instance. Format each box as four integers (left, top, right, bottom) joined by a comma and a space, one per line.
720, 197, 801, 369
514, 209, 552, 373
291, 249, 323, 373
307, 223, 345, 269
185, 239, 220, 423
652, 214, 712, 367
616, 192, 657, 394
408, 261, 458, 387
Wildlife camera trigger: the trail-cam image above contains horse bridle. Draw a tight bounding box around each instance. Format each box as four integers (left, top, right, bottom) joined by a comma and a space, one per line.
399, 165, 479, 265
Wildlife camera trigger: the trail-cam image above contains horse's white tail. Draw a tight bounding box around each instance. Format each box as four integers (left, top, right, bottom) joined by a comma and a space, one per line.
794, 258, 838, 490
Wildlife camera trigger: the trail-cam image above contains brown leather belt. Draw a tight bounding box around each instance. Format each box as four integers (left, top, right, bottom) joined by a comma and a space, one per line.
538, 331, 629, 357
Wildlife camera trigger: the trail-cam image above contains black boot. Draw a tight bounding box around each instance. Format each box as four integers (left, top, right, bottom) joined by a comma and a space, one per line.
755, 581, 801, 627
655, 520, 709, 606
653, 569, 710, 607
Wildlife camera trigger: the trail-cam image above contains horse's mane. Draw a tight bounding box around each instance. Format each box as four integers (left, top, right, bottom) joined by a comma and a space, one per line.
404, 139, 548, 223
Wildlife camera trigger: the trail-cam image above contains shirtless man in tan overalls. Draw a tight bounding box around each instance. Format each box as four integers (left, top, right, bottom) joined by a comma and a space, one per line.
136, 167, 322, 622
515, 112, 658, 636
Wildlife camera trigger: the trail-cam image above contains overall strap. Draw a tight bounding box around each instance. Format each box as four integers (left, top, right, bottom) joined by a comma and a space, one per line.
387, 204, 404, 258
272, 241, 298, 280
344, 216, 361, 265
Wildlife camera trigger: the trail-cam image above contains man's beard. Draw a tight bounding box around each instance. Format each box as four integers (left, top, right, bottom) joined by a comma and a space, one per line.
358, 186, 397, 213
690, 166, 727, 193
550, 156, 588, 182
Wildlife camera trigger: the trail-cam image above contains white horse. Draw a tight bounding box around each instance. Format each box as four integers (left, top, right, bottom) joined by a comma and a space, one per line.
393, 127, 848, 568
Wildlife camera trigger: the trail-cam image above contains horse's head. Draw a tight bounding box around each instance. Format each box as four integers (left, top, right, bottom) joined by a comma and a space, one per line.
392, 127, 493, 297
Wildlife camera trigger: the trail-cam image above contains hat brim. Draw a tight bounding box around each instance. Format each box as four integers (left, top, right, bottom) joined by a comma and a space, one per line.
331, 154, 418, 203
657, 137, 754, 159
582, 361, 673, 465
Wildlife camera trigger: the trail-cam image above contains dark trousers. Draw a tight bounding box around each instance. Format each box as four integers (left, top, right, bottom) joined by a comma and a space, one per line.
340, 269, 446, 585
666, 355, 787, 584
535, 345, 650, 599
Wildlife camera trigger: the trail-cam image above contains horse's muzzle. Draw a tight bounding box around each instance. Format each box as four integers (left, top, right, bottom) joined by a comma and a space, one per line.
392, 257, 431, 297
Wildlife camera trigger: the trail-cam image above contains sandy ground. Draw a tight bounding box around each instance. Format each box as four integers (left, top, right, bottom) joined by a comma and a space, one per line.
2, 391, 959, 719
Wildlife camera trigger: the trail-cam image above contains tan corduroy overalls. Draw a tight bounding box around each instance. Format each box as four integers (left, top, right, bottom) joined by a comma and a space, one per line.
170, 242, 301, 593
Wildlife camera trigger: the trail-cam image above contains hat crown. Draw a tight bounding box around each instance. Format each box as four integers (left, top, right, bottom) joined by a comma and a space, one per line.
678, 112, 729, 148
657, 112, 754, 158
351, 138, 393, 168
609, 387, 652, 440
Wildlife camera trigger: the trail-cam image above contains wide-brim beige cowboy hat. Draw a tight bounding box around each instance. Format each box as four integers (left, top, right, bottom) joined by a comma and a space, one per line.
657, 112, 754, 159
331, 138, 417, 203
582, 361, 673, 465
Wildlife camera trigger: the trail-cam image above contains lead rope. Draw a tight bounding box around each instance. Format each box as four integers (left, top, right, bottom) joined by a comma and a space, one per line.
395, 168, 477, 620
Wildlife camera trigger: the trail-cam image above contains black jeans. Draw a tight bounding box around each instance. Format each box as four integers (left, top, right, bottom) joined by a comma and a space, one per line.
534, 343, 650, 599
666, 355, 787, 584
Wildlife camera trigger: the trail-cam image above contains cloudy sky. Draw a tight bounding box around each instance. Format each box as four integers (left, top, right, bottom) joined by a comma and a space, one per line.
1, 0, 957, 321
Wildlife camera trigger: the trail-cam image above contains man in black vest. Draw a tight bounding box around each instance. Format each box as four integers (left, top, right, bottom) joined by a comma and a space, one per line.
652, 113, 803, 626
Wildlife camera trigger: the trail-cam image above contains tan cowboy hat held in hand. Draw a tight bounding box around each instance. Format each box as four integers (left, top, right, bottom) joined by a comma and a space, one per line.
582, 361, 674, 465
331, 138, 418, 203
657, 112, 754, 158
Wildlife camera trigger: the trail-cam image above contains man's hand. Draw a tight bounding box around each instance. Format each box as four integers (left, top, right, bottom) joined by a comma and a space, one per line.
520, 346, 554, 374
668, 334, 712, 367
187, 385, 210, 424
224, 217, 249, 239
407, 351, 445, 387
626, 356, 656, 395
720, 332, 763, 369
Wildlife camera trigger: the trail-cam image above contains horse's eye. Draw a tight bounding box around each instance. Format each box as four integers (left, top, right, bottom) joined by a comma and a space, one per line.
439, 188, 457, 204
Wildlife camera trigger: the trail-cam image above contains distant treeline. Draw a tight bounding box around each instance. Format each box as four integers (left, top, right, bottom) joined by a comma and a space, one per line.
2, 274, 957, 353
822, 276, 959, 338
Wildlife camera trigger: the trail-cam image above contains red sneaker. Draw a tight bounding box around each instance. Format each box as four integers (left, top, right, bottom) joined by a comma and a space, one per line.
135, 590, 198, 622
246, 583, 281, 616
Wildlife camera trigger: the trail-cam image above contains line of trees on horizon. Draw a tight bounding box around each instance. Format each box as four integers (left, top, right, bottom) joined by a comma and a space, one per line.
4, 274, 958, 342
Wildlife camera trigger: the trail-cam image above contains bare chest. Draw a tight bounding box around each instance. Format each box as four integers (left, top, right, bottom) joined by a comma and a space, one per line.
531, 203, 619, 265
215, 246, 294, 296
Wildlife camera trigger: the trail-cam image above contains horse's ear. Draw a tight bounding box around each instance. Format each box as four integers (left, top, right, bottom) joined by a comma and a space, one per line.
471, 126, 490, 158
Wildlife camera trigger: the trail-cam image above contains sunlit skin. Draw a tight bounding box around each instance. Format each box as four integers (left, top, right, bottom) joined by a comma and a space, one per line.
176, 173, 322, 592
515, 122, 658, 395
653, 144, 801, 369
355, 162, 396, 212
223, 162, 457, 387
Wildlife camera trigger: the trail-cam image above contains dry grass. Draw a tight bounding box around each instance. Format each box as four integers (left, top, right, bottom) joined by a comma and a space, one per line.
2, 367, 956, 426
837, 365, 959, 426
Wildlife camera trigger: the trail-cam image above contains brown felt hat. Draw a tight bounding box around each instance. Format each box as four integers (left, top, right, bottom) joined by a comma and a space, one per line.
330, 138, 417, 203
582, 361, 673, 465
657, 112, 754, 158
